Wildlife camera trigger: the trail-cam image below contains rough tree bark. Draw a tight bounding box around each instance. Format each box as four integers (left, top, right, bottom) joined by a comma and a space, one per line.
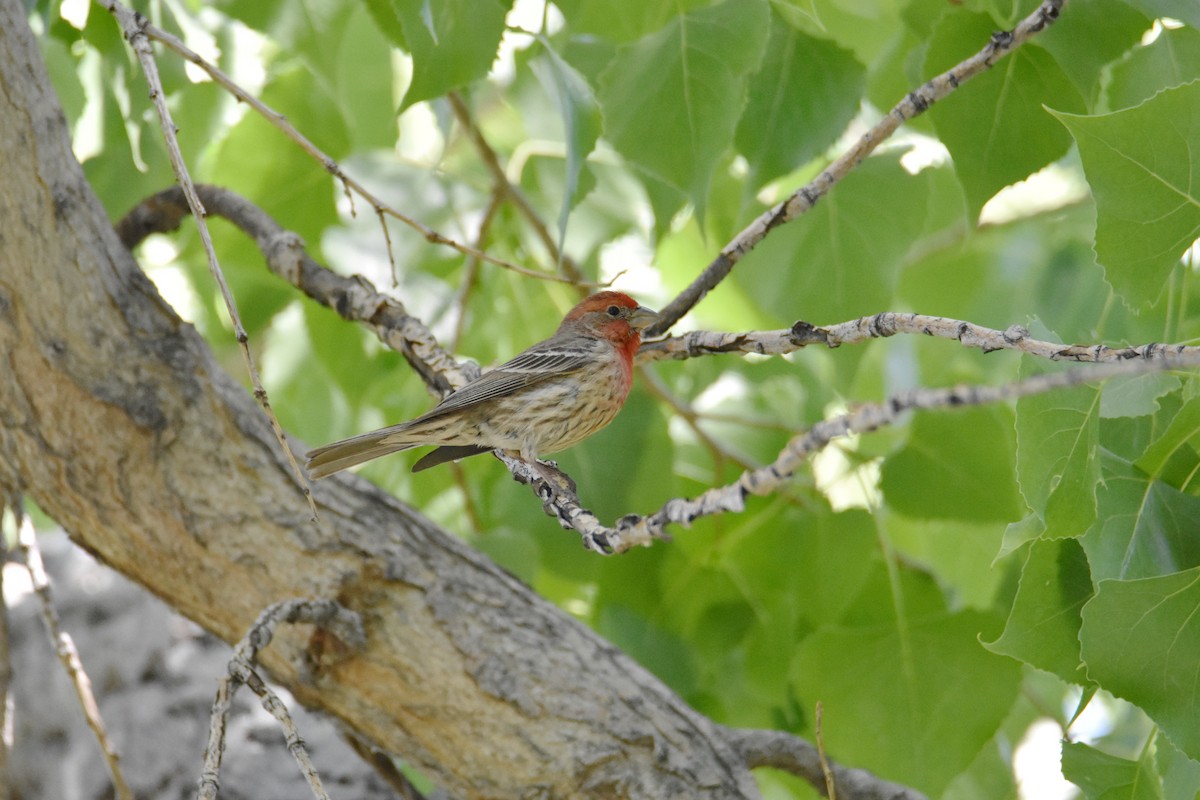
0, 3, 760, 797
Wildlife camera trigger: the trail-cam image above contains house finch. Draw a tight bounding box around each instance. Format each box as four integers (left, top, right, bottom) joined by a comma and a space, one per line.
306, 291, 658, 479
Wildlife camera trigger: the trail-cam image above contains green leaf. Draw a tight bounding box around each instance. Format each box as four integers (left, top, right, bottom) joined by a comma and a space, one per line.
985, 538, 1093, 684
926, 12, 1086, 218
1101, 374, 1180, 418
791, 611, 1021, 796
881, 406, 1022, 522
531, 45, 603, 255
733, 154, 930, 323
597, 0, 770, 213
1080, 460, 1200, 581
1134, 393, 1200, 486
1062, 741, 1163, 800
1036, 0, 1150, 106
1014, 354, 1102, 539
1051, 81, 1200, 308
1108, 26, 1200, 112
380, 0, 510, 111
735, 20, 865, 189
1080, 568, 1200, 760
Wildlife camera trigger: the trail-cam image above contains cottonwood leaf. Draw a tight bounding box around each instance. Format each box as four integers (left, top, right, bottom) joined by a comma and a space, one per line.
735, 19, 864, 189
926, 11, 1085, 219
1051, 81, 1200, 308
1080, 568, 1200, 760
792, 611, 1020, 796
597, 0, 769, 215
1014, 351, 1101, 539
370, 0, 509, 111
1062, 741, 1163, 800
985, 537, 1092, 684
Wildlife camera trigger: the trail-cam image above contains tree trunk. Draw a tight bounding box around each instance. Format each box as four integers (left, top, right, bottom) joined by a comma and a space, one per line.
0, 4, 759, 797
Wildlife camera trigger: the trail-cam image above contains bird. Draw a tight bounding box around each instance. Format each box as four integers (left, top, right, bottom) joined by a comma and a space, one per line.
306, 291, 659, 479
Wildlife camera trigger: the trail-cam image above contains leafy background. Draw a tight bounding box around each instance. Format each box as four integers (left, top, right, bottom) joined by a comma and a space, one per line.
28, 0, 1200, 796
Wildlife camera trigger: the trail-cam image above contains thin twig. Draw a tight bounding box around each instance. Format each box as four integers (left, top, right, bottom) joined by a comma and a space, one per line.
198, 599, 364, 800
103, 2, 320, 521
637, 367, 758, 473
721, 724, 927, 800
240, 666, 332, 800
450, 188, 504, 353
448, 92, 588, 286
647, 0, 1069, 335
119, 192, 1200, 554
636, 313, 1200, 365
816, 702, 836, 800
11, 501, 133, 800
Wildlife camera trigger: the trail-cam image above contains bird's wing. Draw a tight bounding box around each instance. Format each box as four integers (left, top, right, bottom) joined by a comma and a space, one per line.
413, 339, 595, 420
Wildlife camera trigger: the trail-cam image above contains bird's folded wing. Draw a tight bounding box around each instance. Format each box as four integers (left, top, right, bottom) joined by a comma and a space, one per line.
414, 342, 593, 420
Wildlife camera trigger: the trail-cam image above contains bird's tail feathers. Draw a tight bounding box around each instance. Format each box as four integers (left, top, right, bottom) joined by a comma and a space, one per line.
306, 429, 417, 479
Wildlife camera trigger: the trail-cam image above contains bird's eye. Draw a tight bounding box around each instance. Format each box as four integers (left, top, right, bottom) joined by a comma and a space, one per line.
606, 305, 622, 317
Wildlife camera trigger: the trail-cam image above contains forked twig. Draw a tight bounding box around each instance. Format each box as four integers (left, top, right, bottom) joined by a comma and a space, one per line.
198, 599, 364, 800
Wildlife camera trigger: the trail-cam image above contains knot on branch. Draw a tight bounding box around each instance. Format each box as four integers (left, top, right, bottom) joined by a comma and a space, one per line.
265, 231, 306, 285
790, 320, 830, 348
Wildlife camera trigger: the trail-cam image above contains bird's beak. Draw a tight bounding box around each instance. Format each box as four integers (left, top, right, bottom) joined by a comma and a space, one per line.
628, 305, 659, 331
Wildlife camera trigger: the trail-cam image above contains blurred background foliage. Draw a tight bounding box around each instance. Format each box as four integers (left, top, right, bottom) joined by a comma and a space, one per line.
26, 0, 1200, 796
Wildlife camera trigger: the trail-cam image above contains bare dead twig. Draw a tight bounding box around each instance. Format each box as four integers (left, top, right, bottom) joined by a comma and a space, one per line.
197, 599, 364, 800
102, 2, 320, 521
816, 702, 837, 800
9, 502, 133, 800
647, 0, 1069, 336
117, 189, 1200, 553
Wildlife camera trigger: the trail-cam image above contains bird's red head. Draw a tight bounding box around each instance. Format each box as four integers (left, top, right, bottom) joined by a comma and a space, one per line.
559, 291, 659, 375
561, 291, 657, 343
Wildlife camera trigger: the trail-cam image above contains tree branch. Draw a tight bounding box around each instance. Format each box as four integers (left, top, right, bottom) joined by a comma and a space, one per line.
647, 0, 1068, 336
104, 1, 319, 520
552, 353, 1200, 553
639, 313, 1200, 364
722, 726, 929, 800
